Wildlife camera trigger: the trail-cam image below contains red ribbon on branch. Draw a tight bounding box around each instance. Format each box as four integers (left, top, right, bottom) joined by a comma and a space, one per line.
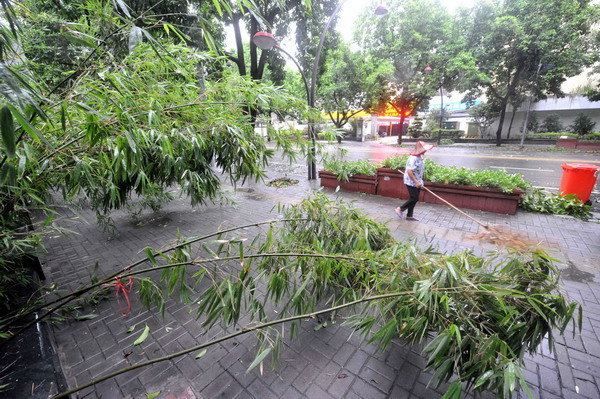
103, 276, 134, 316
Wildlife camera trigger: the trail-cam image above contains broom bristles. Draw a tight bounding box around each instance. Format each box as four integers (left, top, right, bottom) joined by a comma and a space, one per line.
467, 225, 543, 251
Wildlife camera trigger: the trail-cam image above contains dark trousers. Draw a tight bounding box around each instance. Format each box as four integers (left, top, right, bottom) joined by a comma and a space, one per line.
400, 184, 420, 217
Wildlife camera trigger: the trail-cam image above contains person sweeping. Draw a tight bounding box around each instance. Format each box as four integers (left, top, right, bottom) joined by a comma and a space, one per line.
395, 141, 434, 221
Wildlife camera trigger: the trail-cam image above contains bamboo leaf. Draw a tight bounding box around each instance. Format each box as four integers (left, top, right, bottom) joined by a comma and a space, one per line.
6, 104, 54, 150
124, 130, 137, 153
441, 380, 462, 399
113, 0, 132, 17
246, 347, 272, 373
133, 324, 150, 345
0, 106, 16, 158
503, 362, 516, 398
147, 392, 160, 399
129, 26, 143, 54
195, 349, 207, 359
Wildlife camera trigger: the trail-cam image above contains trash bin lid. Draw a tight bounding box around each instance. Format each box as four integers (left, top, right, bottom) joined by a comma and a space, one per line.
561, 163, 600, 171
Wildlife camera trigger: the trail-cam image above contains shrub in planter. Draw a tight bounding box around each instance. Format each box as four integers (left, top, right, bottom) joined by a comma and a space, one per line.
570, 113, 596, 137
431, 129, 465, 140
541, 113, 563, 133
321, 159, 378, 194
380, 155, 409, 170
528, 132, 575, 139
408, 117, 424, 138
323, 159, 377, 182
424, 162, 529, 193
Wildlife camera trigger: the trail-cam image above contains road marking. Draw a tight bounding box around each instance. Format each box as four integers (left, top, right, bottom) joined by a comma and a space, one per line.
490, 166, 554, 172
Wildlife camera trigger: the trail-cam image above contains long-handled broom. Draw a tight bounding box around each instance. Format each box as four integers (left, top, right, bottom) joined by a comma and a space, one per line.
396, 170, 538, 250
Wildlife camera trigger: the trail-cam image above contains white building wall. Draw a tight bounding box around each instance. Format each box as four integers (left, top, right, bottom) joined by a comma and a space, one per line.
422, 93, 600, 138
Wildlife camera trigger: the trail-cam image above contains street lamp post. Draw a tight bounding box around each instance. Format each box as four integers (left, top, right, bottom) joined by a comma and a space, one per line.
253, 2, 389, 180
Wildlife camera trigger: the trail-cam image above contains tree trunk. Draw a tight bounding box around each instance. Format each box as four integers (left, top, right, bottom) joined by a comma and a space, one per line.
494, 67, 523, 147
397, 114, 406, 144
232, 15, 246, 76
495, 96, 509, 146
506, 106, 517, 139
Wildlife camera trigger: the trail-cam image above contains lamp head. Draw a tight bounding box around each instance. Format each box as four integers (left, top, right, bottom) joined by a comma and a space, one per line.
252, 32, 278, 50
374, 5, 389, 17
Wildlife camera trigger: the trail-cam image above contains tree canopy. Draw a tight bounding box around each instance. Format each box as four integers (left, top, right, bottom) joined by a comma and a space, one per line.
462, 0, 600, 145
318, 42, 391, 129
356, 0, 475, 143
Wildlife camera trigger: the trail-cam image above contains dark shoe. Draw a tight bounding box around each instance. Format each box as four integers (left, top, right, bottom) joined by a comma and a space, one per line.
405, 216, 419, 221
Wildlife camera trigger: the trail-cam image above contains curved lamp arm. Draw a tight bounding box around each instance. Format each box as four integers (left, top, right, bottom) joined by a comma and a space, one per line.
309, 0, 349, 108
275, 46, 310, 102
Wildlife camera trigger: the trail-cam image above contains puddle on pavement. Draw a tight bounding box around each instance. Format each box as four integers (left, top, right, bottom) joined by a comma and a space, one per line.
245, 193, 266, 201
560, 261, 597, 283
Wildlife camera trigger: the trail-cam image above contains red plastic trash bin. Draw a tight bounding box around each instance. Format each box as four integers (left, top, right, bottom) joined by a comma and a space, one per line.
559, 163, 600, 203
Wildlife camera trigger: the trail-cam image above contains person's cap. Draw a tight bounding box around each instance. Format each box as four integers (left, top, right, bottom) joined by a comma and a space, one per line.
411, 141, 435, 156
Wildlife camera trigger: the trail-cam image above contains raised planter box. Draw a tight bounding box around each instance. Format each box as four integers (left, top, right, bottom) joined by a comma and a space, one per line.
422, 182, 524, 215
375, 168, 425, 201
557, 138, 600, 150
319, 170, 377, 194
375, 169, 523, 214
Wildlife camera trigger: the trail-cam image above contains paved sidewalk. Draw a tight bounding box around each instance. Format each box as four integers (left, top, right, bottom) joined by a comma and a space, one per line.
38, 155, 600, 399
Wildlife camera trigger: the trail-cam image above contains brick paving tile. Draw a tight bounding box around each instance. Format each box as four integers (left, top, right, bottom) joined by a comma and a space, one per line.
37, 144, 600, 398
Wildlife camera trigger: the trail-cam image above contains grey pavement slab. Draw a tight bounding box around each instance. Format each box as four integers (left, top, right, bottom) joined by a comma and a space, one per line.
37, 151, 600, 399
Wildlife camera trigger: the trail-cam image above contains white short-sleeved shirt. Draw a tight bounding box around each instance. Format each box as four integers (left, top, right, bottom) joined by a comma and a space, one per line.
404, 155, 424, 187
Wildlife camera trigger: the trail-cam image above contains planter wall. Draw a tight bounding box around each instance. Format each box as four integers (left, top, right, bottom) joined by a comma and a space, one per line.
319, 171, 377, 194
375, 169, 523, 214
557, 138, 600, 150
422, 182, 524, 215
322, 169, 524, 214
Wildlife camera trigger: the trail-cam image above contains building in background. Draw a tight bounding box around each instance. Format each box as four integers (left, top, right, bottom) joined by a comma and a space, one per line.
421, 93, 600, 139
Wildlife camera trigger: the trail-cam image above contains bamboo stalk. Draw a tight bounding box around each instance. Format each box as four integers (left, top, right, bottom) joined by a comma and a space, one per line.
51, 288, 471, 399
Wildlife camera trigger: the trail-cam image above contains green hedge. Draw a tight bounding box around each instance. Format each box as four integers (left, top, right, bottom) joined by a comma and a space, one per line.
526, 132, 576, 138
343, 155, 529, 193
527, 132, 600, 141
430, 129, 465, 139
323, 159, 377, 182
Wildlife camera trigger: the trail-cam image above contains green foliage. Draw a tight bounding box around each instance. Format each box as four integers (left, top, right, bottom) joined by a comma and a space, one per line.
527, 132, 575, 138
407, 117, 424, 138
462, 0, 599, 145
527, 112, 539, 133
323, 159, 377, 181
381, 155, 529, 193
521, 188, 593, 218
425, 162, 530, 193
4, 193, 580, 399
319, 42, 392, 128
580, 132, 600, 142
467, 103, 499, 136
569, 113, 596, 136
380, 155, 409, 170
431, 129, 465, 140
424, 108, 450, 134
356, 0, 473, 127
159, 194, 576, 398
0, 1, 314, 316
540, 113, 564, 133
